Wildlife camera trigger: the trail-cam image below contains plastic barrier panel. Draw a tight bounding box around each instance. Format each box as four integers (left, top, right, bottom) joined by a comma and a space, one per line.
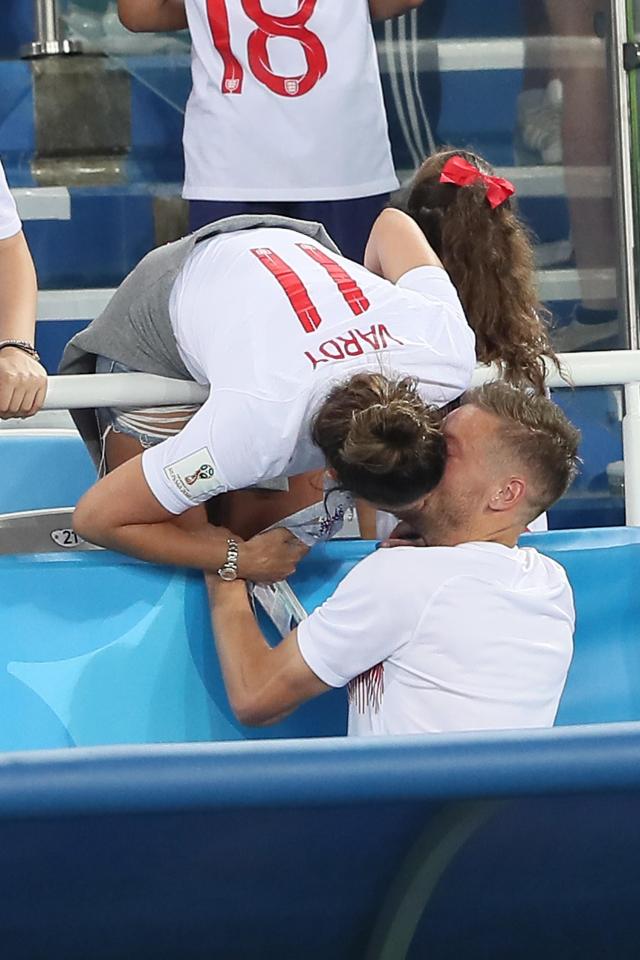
1, 726, 640, 959
0, 530, 639, 751
0, 433, 96, 514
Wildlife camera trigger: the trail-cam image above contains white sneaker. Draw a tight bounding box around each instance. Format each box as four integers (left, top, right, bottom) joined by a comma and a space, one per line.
517, 79, 563, 165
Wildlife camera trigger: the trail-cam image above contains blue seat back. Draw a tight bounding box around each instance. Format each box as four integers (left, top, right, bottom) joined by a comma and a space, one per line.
0, 530, 639, 751
0, 433, 96, 513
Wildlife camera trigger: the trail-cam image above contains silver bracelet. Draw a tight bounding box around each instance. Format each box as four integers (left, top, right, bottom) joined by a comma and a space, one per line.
217, 538, 240, 582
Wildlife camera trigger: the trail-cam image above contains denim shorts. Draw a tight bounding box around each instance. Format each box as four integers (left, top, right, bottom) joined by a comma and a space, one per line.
93, 356, 288, 490
95, 355, 200, 451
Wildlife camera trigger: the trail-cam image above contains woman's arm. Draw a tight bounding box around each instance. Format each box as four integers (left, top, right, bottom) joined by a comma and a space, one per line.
364, 207, 443, 282
73, 454, 309, 582
0, 230, 47, 418
117, 0, 188, 33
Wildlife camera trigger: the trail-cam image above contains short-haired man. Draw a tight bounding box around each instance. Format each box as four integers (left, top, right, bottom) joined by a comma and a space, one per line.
207, 382, 581, 736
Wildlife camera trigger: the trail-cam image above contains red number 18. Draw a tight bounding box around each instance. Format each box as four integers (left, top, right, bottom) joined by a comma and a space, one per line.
206, 0, 328, 97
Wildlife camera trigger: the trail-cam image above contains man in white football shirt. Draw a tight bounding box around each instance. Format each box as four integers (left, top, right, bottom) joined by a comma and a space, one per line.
207, 382, 580, 736
116, 0, 423, 260
0, 160, 46, 418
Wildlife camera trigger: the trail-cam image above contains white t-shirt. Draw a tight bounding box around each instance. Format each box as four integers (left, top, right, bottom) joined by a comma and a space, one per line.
297, 542, 574, 736
0, 162, 21, 240
141, 227, 475, 513
182, 0, 398, 200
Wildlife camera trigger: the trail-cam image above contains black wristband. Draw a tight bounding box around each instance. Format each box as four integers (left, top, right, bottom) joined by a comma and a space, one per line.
0, 340, 41, 362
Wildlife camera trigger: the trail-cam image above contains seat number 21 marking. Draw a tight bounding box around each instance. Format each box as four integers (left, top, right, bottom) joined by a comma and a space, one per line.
205, 0, 328, 97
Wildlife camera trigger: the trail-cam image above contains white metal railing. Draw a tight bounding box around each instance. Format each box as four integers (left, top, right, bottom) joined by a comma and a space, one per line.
42, 350, 640, 526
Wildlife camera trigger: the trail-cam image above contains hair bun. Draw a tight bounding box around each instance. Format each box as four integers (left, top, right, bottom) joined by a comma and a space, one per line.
311, 373, 446, 509
342, 401, 428, 474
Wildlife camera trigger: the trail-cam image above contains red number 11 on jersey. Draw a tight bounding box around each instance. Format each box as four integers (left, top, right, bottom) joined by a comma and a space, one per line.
251, 246, 370, 333
206, 0, 328, 97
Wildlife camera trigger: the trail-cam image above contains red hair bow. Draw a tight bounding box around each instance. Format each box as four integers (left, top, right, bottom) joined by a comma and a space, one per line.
439, 155, 515, 209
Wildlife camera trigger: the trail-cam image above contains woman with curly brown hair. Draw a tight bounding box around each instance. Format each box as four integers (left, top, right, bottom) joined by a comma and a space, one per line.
404, 147, 559, 396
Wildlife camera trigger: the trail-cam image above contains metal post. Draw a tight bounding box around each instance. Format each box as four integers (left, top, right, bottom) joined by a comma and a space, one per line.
22, 0, 83, 58
623, 382, 640, 525
610, 0, 639, 350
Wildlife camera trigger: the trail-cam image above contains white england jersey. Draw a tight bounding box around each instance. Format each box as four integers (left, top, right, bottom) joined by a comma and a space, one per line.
297, 542, 575, 736
183, 0, 398, 201
0, 162, 21, 240
141, 227, 475, 514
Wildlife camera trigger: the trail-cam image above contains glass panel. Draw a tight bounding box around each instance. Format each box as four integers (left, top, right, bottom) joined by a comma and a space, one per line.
381, 1, 626, 527
550, 385, 624, 529
629, 0, 640, 348
389, 1, 625, 353
59, 0, 190, 113
520, 1, 623, 355
21, 1, 630, 528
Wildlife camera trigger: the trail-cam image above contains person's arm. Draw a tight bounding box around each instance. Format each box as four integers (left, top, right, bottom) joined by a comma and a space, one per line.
368, 0, 424, 21
117, 0, 188, 32
364, 207, 443, 282
207, 577, 330, 726
0, 230, 47, 419
73, 454, 309, 582
207, 550, 412, 726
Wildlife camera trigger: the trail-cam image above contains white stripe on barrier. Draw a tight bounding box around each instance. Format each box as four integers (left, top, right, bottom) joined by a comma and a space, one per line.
12, 187, 71, 222
44, 373, 208, 411
397, 166, 612, 200
538, 267, 616, 302
37, 289, 114, 322
35, 266, 617, 324
43, 353, 640, 410
376, 36, 604, 74
42, 351, 640, 526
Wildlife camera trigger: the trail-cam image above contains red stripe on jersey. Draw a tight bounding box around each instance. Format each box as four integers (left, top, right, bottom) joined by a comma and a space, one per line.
298, 244, 370, 316
206, 0, 244, 94
251, 247, 322, 333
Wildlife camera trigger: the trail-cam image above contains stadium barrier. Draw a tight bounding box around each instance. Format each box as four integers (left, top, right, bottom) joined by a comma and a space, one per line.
43, 349, 640, 524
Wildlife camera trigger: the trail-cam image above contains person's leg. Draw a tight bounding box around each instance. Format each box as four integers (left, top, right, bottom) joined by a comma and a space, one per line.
295, 195, 389, 263
544, 1, 620, 349
94, 358, 207, 533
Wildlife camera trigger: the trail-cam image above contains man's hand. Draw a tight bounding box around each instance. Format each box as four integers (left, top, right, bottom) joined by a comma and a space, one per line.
238, 528, 310, 583
379, 520, 427, 549
0, 347, 47, 419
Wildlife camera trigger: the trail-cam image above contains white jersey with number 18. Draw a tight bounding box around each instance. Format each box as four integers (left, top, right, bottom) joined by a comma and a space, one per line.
183, 0, 398, 201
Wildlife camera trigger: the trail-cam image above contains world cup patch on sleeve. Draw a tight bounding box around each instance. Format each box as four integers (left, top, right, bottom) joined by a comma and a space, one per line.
163, 447, 224, 501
